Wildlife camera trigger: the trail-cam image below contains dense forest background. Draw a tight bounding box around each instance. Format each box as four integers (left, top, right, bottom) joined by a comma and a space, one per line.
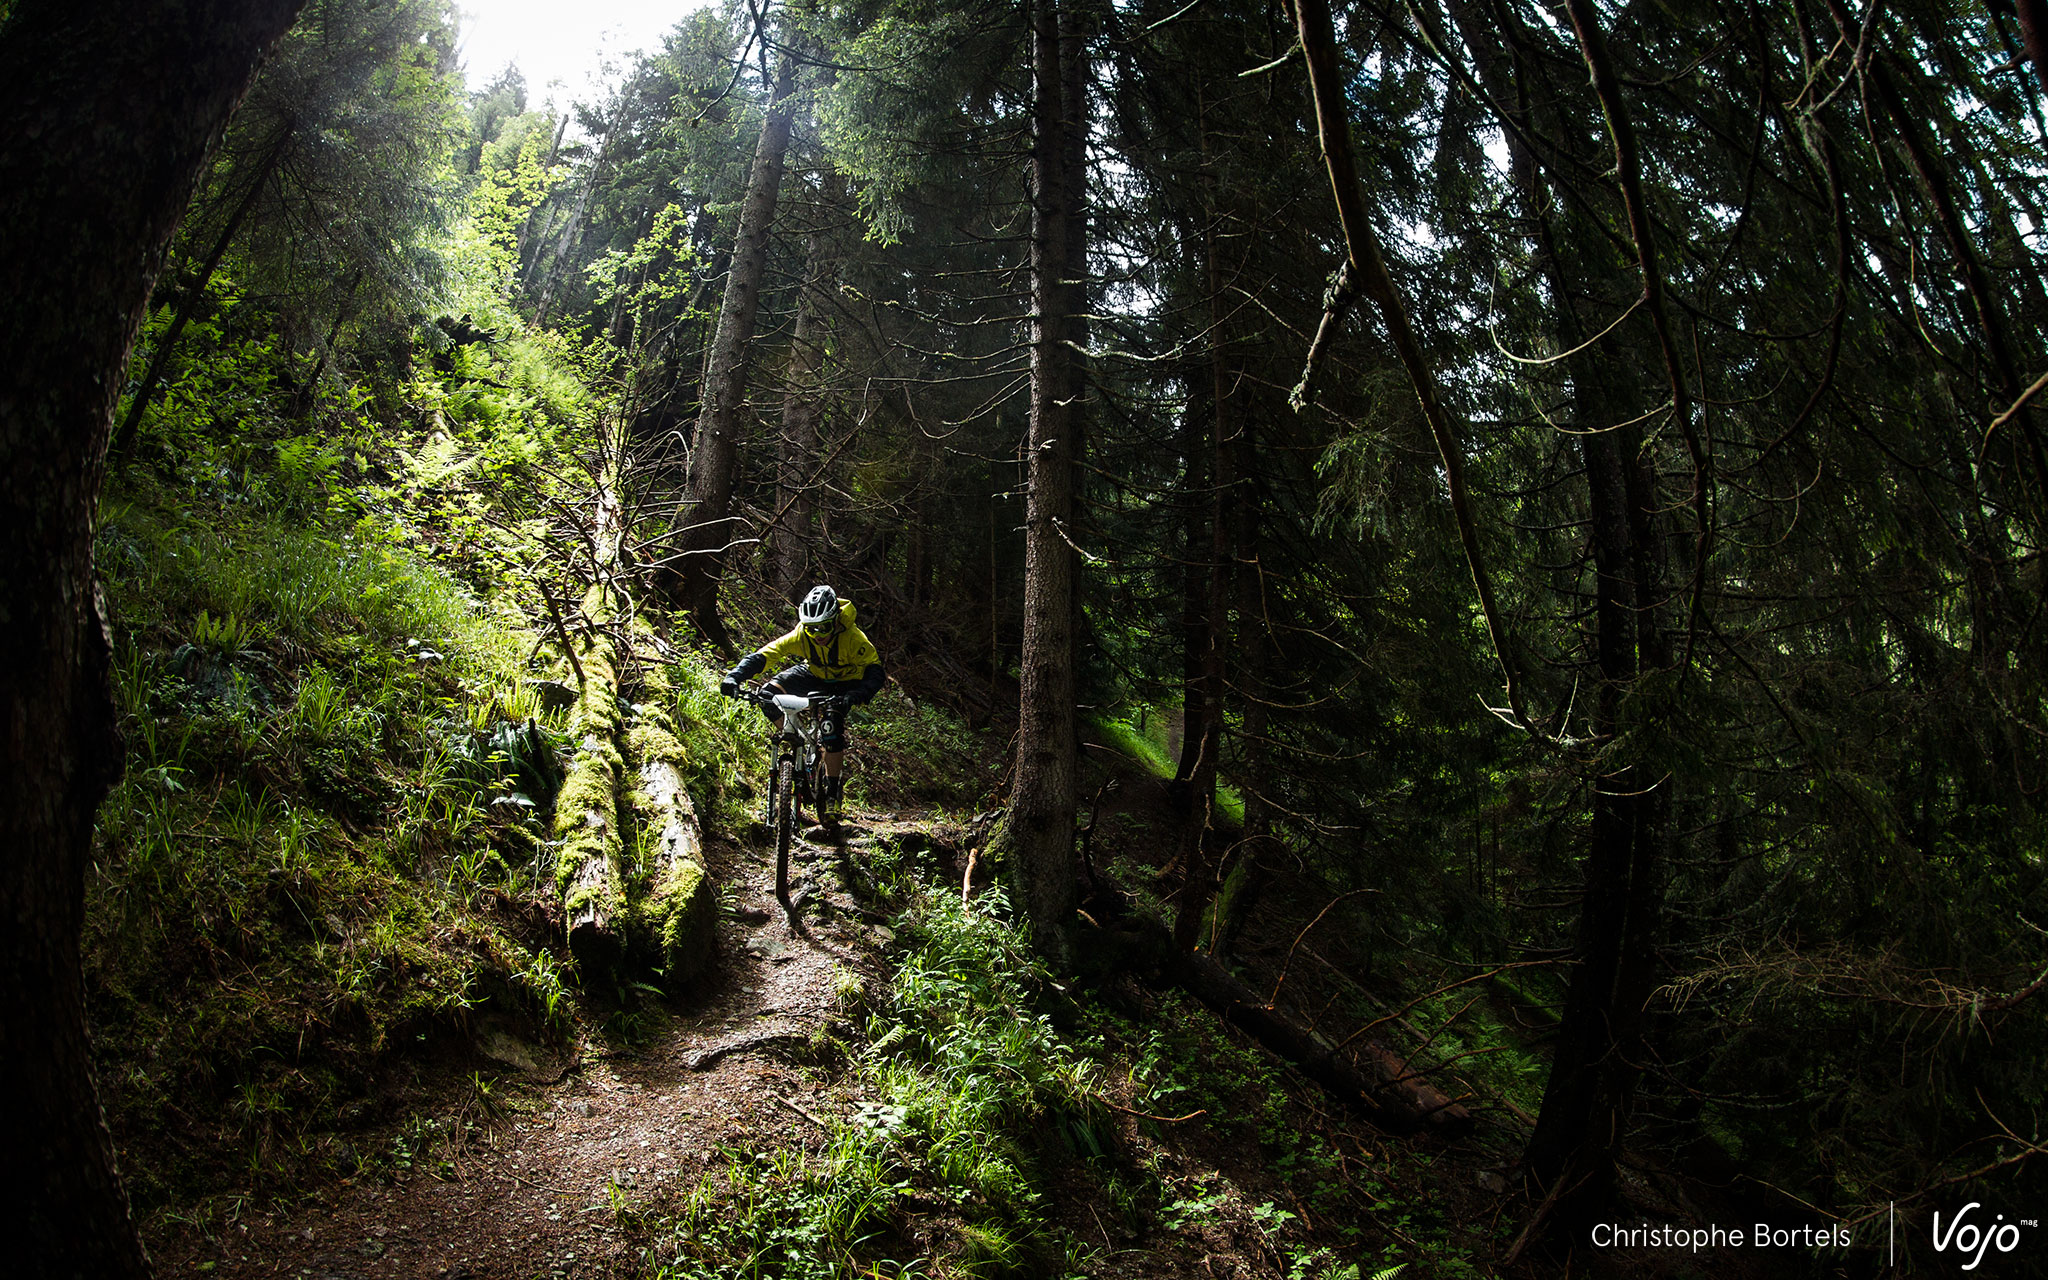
4, 0, 2047, 1274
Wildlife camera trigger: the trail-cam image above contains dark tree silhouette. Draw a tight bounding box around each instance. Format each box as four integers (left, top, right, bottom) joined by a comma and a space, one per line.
0, 1, 307, 1273
677, 39, 801, 648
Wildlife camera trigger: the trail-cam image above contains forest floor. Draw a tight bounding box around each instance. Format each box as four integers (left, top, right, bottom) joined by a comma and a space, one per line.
147, 804, 911, 1280
138, 742, 1525, 1280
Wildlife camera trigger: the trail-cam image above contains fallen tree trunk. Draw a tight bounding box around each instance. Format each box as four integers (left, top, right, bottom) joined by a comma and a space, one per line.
553, 467, 718, 985
625, 649, 716, 983
1077, 921, 1473, 1137
1173, 949, 1475, 1138
555, 584, 628, 978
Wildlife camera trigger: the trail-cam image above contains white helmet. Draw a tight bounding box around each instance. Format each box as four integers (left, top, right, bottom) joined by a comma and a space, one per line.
798, 585, 839, 630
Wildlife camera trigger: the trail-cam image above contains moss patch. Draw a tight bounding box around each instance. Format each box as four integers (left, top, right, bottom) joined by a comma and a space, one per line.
553, 594, 628, 974
622, 649, 716, 983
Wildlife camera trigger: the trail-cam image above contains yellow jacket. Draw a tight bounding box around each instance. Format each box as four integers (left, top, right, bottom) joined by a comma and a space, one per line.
751, 599, 883, 686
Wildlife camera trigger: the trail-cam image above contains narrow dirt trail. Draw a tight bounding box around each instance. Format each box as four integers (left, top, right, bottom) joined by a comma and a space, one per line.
157, 807, 935, 1280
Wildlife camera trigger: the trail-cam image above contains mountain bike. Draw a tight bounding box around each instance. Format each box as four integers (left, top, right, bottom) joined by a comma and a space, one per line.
737, 686, 842, 919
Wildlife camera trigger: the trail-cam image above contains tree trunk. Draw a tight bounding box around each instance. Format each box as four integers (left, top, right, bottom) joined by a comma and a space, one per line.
906, 436, 934, 610
1173, 189, 1235, 952
533, 117, 617, 326
556, 599, 630, 977
0, 4, 308, 1274
1510, 0, 1678, 1226
1521, 420, 1652, 1209
1218, 429, 1269, 961
774, 172, 838, 599
773, 285, 822, 599
626, 665, 715, 983
1083, 921, 1475, 1135
1171, 949, 1474, 1136
290, 268, 363, 416
996, 0, 1083, 964
2019, 0, 2048, 113
515, 118, 571, 296
676, 46, 801, 646
1172, 397, 1209, 794
533, 176, 594, 326
1059, 0, 1091, 718
556, 478, 632, 975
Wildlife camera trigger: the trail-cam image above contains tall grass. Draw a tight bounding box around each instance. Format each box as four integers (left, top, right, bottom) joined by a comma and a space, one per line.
102, 502, 526, 671
88, 495, 575, 1212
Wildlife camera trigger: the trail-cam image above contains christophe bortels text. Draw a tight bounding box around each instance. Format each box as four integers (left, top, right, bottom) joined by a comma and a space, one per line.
1590, 1222, 1853, 1252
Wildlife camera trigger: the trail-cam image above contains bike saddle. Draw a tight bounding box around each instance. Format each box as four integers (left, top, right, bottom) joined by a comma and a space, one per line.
773, 692, 813, 712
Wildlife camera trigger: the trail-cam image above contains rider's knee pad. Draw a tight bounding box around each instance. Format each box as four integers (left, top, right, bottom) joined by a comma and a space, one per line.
821, 730, 847, 751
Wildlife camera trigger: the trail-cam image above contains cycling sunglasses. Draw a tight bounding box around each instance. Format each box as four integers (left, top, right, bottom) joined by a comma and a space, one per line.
803, 620, 836, 635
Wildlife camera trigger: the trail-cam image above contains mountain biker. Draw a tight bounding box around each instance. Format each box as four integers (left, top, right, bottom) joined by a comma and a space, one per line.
720, 585, 886, 821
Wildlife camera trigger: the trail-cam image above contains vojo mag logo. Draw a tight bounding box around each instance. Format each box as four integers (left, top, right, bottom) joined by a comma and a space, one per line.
1931, 1202, 2036, 1271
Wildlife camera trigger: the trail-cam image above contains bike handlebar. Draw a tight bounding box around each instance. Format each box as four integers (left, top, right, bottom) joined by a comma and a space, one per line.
727, 684, 852, 712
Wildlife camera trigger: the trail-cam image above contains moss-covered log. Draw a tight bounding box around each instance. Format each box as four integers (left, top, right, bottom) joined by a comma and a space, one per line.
624, 657, 715, 983
554, 588, 627, 978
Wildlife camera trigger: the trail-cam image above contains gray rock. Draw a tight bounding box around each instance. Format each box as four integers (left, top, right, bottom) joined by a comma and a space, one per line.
477, 1029, 539, 1075
533, 680, 578, 711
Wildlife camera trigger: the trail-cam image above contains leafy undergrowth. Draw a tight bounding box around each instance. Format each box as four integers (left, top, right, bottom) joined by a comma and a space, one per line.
90, 285, 610, 1215
652, 883, 1101, 1279
850, 688, 1003, 815
640, 826, 1501, 1280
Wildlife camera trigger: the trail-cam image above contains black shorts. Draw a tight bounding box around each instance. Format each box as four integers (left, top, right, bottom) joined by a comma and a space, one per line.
763, 664, 864, 749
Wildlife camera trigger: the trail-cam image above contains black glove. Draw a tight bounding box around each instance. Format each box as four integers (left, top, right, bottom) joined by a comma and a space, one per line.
720, 677, 739, 698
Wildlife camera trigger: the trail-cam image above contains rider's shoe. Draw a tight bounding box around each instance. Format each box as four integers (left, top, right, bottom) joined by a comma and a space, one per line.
820, 775, 844, 823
